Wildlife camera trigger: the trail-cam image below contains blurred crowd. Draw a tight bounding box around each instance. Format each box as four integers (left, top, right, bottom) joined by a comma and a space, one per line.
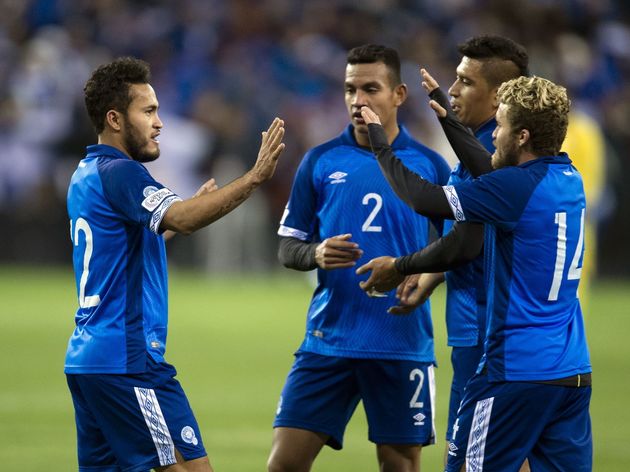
0, 0, 628, 274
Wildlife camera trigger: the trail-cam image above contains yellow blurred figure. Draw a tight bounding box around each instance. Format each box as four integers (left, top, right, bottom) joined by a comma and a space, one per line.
562, 109, 606, 313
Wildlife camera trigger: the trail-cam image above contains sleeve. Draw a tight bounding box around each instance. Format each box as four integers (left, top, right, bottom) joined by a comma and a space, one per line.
99, 159, 182, 234
429, 88, 494, 177
367, 123, 454, 220
395, 222, 484, 274
277, 151, 319, 241
278, 236, 319, 271
447, 167, 537, 230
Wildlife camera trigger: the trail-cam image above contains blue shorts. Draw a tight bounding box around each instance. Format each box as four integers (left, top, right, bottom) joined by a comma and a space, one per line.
66, 357, 207, 472
273, 351, 436, 449
446, 373, 592, 472
446, 345, 484, 439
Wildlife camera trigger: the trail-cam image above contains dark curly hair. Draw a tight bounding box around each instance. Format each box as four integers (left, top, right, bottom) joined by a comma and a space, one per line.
347, 44, 402, 88
84, 57, 151, 134
458, 35, 529, 88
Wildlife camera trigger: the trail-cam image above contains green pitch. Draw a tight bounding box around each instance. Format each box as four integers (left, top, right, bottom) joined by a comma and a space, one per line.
0, 267, 628, 471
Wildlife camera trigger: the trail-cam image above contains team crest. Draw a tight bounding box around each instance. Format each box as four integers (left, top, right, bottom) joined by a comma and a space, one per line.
181, 426, 199, 445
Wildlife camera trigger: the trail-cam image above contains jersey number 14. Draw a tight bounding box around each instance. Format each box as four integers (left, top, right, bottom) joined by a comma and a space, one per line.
548, 209, 585, 301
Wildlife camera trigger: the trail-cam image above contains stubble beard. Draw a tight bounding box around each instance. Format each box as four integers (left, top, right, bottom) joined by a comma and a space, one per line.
123, 121, 160, 163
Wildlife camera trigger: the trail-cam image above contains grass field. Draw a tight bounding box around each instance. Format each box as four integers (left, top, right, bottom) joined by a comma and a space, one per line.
0, 266, 628, 471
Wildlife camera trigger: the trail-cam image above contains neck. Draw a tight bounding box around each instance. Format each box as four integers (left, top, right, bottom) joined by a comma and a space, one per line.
517, 150, 538, 165
98, 132, 130, 158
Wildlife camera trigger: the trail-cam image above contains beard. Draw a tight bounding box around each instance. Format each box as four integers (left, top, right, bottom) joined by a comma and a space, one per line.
491, 137, 520, 169
123, 120, 160, 163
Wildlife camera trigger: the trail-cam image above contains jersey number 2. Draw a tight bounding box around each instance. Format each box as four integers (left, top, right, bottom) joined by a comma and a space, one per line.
548, 209, 585, 301
362, 193, 383, 232
72, 218, 101, 308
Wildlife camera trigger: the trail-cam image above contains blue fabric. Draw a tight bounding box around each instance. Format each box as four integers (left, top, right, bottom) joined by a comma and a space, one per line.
449, 154, 591, 381
278, 125, 450, 361
446, 345, 484, 440
67, 357, 206, 471
443, 117, 495, 347
65, 144, 181, 374
274, 351, 435, 448
446, 373, 592, 471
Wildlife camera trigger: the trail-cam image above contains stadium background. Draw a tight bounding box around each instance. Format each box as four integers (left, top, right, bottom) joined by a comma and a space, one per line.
0, 0, 629, 470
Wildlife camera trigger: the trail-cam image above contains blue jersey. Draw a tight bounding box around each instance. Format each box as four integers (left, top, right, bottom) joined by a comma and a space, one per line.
443, 118, 495, 347
444, 153, 591, 381
65, 144, 181, 374
279, 125, 451, 361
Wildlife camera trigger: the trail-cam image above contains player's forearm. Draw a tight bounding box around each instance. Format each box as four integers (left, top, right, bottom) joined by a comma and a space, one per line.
367, 123, 453, 219
395, 222, 483, 275
278, 236, 319, 271
161, 171, 262, 234
429, 88, 493, 178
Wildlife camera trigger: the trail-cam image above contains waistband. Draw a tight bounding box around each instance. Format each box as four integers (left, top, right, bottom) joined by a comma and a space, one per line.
533, 373, 592, 388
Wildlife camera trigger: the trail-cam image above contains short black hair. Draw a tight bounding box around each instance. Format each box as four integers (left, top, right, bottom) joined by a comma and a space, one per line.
347, 44, 402, 87
458, 35, 529, 88
84, 57, 151, 134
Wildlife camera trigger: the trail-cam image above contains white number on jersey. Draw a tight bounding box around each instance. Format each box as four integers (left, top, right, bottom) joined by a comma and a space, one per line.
409, 368, 425, 408
72, 218, 101, 308
362, 193, 383, 232
548, 209, 585, 301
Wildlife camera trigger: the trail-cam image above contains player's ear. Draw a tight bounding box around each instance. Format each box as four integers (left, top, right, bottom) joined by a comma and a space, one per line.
491, 87, 500, 108
518, 128, 531, 147
394, 83, 408, 107
105, 109, 123, 132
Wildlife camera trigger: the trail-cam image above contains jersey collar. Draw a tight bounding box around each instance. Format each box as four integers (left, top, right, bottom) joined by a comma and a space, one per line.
85, 144, 131, 160
520, 152, 573, 168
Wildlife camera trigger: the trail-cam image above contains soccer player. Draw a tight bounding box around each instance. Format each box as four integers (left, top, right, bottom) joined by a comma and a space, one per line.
267, 44, 450, 472
359, 74, 592, 471
361, 35, 530, 465
65, 57, 285, 472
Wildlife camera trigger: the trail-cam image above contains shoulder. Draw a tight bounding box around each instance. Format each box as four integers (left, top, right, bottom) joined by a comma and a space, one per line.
304, 135, 347, 162
97, 156, 150, 180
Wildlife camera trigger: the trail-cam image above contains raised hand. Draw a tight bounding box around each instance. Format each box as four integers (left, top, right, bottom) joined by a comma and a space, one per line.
359, 106, 382, 126
315, 233, 363, 270
420, 68, 447, 118
251, 118, 286, 183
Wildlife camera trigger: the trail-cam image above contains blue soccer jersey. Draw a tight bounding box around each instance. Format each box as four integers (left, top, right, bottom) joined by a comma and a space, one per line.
65, 144, 181, 374
442, 118, 495, 347
279, 125, 451, 361
444, 153, 591, 381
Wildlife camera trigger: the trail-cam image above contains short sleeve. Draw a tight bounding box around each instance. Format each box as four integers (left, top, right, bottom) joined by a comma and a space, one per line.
445, 167, 539, 231
98, 159, 182, 234
278, 151, 319, 241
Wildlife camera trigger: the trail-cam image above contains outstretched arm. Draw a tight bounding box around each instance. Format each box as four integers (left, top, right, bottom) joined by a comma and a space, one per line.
355, 221, 483, 294
161, 118, 285, 234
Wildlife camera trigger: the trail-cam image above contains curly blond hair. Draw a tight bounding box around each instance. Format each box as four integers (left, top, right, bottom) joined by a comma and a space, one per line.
498, 76, 570, 156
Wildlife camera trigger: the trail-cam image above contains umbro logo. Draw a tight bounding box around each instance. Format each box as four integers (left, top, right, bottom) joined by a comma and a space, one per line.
413, 412, 426, 426
448, 441, 459, 456
328, 171, 347, 184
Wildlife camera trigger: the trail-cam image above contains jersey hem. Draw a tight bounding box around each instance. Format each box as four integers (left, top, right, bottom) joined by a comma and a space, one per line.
298, 344, 436, 363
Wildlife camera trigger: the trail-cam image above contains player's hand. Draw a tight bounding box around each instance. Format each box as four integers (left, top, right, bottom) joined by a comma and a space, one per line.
356, 256, 404, 295
192, 178, 219, 198
420, 68, 447, 118
388, 272, 443, 315
360, 106, 382, 125
250, 118, 286, 184
315, 233, 363, 270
